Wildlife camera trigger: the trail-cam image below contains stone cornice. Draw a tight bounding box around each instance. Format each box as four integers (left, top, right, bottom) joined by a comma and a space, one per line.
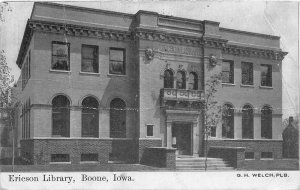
222, 44, 288, 61
202, 36, 228, 49
133, 28, 203, 47
16, 19, 288, 68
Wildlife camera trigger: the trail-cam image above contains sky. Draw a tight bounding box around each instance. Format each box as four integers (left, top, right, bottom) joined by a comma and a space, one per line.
0, 0, 299, 118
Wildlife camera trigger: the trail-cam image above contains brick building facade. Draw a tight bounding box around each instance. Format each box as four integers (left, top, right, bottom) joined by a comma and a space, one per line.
14, 2, 287, 165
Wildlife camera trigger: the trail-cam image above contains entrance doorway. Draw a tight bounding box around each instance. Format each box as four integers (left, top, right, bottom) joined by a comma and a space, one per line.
172, 123, 192, 155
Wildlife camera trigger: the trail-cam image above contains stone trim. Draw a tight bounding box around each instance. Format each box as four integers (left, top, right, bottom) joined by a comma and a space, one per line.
222, 44, 287, 61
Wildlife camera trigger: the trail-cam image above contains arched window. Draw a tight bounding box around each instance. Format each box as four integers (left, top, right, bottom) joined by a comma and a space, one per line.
176, 71, 186, 89
52, 95, 70, 137
242, 105, 253, 139
110, 98, 126, 138
222, 104, 234, 138
261, 105, 272, 139
82, 97, 99, 138
188, 72, 198, 90
164, 69, 174, 88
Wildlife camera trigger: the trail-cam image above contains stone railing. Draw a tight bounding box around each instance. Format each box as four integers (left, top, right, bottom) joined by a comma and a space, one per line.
160, 88, 204, 101
140, 147, 176, 169
208, 146, 246, 168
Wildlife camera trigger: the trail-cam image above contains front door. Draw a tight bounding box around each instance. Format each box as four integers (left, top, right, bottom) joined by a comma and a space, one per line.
172, 123, 192, 155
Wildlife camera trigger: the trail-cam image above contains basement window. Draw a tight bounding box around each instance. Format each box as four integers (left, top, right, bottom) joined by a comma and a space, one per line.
51, 154, 70, 162
261, 152, 273, 159
245, 152, 254, 160
81, 154, 98, 162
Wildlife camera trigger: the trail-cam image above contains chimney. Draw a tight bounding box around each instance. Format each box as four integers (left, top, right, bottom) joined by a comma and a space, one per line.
289, 116, 294, 125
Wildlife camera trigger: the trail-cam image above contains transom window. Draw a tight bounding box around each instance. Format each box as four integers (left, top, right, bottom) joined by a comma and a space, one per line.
176, 71, 186, 89
188, 72, 198, 90
51, 42, 70, 71
241, 62, 253, 85
222, 104, 234, 138
222, 60, 234, 84
242, 105, 253, 139
261, 64, 272, 87
81, 45, 99, 73
109, 48, 125, 75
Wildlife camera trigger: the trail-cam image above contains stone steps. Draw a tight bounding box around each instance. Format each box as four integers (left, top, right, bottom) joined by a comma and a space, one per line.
176, 157, 234, 171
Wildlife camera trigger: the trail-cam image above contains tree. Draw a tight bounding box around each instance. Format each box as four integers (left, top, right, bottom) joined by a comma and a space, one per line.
1, 2, 15, 170
283, 116, 299, 130
203, 72, 222, 171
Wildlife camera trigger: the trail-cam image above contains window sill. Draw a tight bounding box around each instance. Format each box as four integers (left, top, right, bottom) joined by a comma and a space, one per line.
245, 158, 255, 160
222, 83, 235, 86
107, 74, 127, 77
260, 158, 274, 160
79, 71, 100, 76
146, 135, 154, 138
49, 69, 71, 74
259, 86, 273, 89
240, 84, 254, 88
80, 161, 99, 164
49, 162, 71, 164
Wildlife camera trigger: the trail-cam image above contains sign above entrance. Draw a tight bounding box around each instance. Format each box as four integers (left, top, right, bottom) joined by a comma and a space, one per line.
155, 44, 201, 57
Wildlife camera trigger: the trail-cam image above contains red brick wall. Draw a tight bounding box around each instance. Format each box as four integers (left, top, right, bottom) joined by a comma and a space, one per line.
137, 139, 162, 162
21, 138, 163, 165
207, 139, 283, 159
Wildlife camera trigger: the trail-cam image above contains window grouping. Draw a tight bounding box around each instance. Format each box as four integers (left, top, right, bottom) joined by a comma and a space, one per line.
21, 99, 31, 139
51, 95, 127, 138
51, 41, 127, 75
164, 69, 198, 90
21, 51, 31, 90
222, 60, 273, 87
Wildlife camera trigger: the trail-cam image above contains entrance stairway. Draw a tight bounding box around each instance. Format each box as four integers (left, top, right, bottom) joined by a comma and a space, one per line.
176, 156, 235, 171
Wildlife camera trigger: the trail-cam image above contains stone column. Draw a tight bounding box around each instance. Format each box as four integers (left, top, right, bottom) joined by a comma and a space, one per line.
254, 113, 261, 139
192, 122, 199, 156
70, 107, 81, 137
166, 121, 172, 148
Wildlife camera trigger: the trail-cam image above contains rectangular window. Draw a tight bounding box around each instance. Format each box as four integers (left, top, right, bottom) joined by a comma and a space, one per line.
81, 154, 98, 162
261, 64, 272, 87
51, 154, 70, 162
241, 62, 253, 85
210, 126, 216, 137
261, 152, 273, 159
51, 42, 70, 71
222, 60, 234, 83
109, 48, 125, 75
245, 152, 254, 159
21, 55, 30, 90
81, 45, 99, 73
146, 124, 154, 137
